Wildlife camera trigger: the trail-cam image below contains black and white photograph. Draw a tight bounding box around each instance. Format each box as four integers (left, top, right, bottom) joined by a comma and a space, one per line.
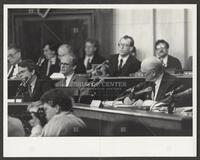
3, 3, 197, 158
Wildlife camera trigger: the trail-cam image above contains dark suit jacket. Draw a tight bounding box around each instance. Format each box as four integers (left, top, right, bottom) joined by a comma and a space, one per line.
28, 76, 54, 101
166, 55, 182, 71
108, 54, 141, 77
39, 57, 60, 77
81, 54, 105, 66
75, 59, 86, 74
55, 74, 88, 88
155, 72, 180, 101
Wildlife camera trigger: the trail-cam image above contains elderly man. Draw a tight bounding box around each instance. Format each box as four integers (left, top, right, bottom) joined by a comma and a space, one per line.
57, 44, 86, 74
108, 35, 141, 77
124, 57, 181, 106
17, 59, 54, 101
38, 42, 60, 77
140, 57, 180, 101
155, 39, 182, 71
55, 55, 87, 88
8, 45, 22, 79
40, 88, 86, 136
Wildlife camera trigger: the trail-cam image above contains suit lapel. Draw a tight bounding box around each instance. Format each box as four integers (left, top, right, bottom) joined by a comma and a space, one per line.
68, 74, 77, 87
32, 78, 39, 98
121, 55, 132, 74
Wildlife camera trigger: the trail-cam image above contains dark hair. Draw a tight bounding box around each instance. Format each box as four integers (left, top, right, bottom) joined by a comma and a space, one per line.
43, 41, 59, 53
18, 59, 36, 72
8, 44, 21, 52
119, 35, 135, 47
40, 88, 73, 112
155, 39, 169, 49
84, 38, 99, 56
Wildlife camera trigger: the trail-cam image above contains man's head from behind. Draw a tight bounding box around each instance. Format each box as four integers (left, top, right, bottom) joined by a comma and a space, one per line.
60, 55, 77, 76
118, 35, 134, 57
43, 42, 58, 60
141, 57, 164, 82
18, 59, 36, 81
8, 45, 21, 65
40, 88, 73, 121
155, 39, 169, 59
57, 44, 74, 60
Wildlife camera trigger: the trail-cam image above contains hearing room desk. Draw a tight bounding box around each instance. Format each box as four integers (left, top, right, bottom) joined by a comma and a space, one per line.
8, 102, 192, 136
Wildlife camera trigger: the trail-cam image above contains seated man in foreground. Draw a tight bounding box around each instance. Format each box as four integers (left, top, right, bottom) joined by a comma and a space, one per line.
124, 57, 182, 108
40, 88, 86, 136
16, 59, 54, 101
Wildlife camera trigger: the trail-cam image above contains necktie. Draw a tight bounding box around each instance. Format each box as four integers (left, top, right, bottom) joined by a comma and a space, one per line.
27, 83, 32, 97
46, 60, 52, 76
63, 77, 67, 87
118, 59, 123, 71
86, 58, 92, 70
8, 65, 15, 79
151, 82, 156, 100
159, 58, 166, 67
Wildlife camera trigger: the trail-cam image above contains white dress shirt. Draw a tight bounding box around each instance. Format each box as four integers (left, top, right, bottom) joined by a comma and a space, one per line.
118, 54, 130, 68
64, 73, 74, 87
8, 64, 19, 79
84, 55, 94, 68
153, 73, 164, 100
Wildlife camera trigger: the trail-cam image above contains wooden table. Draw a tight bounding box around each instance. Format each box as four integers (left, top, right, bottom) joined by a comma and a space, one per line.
8, 102, 192, 136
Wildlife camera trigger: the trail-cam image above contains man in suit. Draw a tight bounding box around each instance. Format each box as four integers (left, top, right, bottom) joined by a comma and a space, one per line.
81, 38, 105, 74
17, 59, 54, 101
8, 45, 22, 79
40, 88, 86, 136
108, 35, 141, 77
57, 44, 86, 74
55, 54, 87, 88
155, 39, 182, 72
38, 42, 60, 77
124, 57, 181, 106
140, 57, 180, 101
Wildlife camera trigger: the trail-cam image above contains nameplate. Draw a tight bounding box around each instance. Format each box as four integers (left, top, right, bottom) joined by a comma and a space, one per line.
90, 100, 103, 108
7, 99, 22, 103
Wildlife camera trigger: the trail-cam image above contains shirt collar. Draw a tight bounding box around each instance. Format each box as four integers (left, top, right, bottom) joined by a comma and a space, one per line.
29, 75, 37, 88
118, 54, 130, 64
49, 56, 57, 64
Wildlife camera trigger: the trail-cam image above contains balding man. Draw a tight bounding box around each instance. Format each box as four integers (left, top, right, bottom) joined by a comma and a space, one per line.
140, 57, 180, 101
57, 44, 86, 74
55, 55, 88, 88
8, 45, 22, 79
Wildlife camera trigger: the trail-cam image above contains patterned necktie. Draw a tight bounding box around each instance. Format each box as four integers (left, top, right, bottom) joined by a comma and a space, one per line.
46, 60, 52, 76
86, 58, 92, 70
151, 82, 156, 100
8, 65, 15, 79
63, 77, 67, 87
118, 59, 123, 71
27, 83, 32, 97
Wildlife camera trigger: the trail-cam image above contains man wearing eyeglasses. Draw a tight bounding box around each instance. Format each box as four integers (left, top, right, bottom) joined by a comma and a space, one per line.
55, 54, 87, 88
155, 39, 182, 72
8, 45, 22, 79
107, 35, 141, 77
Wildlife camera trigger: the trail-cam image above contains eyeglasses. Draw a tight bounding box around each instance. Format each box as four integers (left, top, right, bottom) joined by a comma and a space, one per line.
59, 62, 72, 66
118, 43, 130, 48
8, 51, 19, 58
155, 45, 167, 50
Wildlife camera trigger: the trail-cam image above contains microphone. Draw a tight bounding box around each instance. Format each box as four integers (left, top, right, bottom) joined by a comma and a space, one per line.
36, 55, 46, 67
132, 86, 152, 99
95, 60, 109, 70
126, 81, 146, 92
165, 84, 185, 96
174, 88, 192, 98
